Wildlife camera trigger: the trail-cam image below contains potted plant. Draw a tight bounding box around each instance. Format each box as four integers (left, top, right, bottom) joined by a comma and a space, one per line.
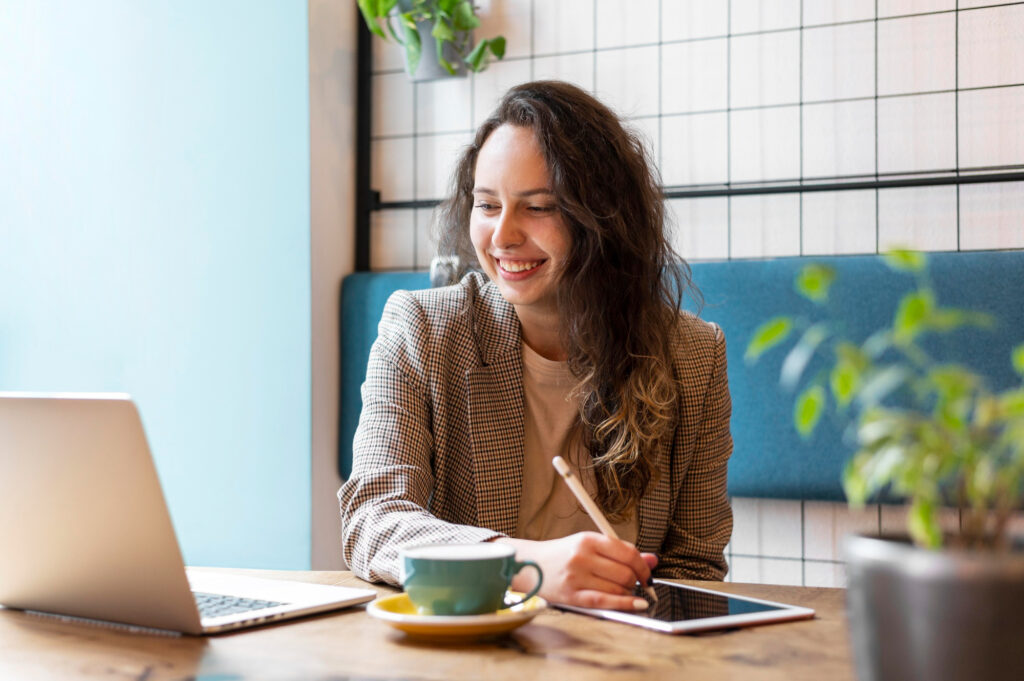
357, 0, 506, 80
746, 250, 1024, 681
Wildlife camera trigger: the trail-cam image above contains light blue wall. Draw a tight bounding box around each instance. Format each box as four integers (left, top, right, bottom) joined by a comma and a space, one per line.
0, 1, 311, 568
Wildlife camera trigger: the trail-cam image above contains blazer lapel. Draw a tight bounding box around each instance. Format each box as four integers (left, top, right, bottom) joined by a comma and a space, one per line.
466, 354, 524, 536
465, 277, 525, 536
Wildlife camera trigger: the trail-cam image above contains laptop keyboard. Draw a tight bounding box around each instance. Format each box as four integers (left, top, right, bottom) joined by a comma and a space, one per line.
193, 591, 286, 618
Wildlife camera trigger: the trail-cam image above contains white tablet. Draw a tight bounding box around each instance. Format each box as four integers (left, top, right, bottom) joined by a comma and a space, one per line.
556, 580, 816, 634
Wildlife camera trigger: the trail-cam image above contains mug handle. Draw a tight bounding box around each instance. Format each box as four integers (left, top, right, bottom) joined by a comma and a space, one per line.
503, 560, 543, 608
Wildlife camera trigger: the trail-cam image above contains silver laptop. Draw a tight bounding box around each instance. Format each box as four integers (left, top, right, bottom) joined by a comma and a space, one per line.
0, 392, 376, 635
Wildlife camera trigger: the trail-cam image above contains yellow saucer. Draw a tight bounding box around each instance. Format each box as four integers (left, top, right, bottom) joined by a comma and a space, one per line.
367, 591, 547, 639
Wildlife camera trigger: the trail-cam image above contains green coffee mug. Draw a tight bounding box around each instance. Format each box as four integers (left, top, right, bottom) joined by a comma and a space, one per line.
399, 543, 543, 616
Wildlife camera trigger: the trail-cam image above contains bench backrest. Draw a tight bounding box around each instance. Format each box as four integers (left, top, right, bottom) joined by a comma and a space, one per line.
339, 251, 1024, 501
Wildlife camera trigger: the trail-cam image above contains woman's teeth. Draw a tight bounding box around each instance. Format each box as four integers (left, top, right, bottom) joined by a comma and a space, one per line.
499, 260, 541, 273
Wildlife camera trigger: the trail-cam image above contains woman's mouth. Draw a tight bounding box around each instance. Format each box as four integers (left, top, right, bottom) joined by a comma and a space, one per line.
497, 259, 543, 274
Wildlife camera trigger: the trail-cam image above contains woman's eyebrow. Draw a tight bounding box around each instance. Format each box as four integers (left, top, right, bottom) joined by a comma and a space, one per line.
472, 187, 555, 197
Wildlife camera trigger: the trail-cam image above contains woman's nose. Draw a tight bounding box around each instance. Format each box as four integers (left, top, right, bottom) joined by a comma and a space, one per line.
491, 210, 524, 249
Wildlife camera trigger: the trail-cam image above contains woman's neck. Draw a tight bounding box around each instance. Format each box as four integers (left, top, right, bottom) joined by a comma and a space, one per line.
514, 305, 566, 361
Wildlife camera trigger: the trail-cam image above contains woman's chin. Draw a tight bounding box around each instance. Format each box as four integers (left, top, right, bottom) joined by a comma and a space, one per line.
497, 282, 558, 312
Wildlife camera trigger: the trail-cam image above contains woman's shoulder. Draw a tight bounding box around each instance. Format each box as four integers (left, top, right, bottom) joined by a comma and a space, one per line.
377, 271, 518, 361
673, 310, 724, 344
669, 310, 727, 372
382, 271, 503, 324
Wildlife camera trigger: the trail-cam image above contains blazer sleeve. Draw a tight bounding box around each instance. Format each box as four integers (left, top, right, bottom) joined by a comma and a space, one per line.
657, 323, 734, 580
338, 290, 503, 586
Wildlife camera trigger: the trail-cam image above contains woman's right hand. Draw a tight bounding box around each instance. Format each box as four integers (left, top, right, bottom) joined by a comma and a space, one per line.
494, 533, 657, 611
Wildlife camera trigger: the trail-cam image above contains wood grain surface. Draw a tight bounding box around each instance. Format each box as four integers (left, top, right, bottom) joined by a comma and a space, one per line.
0, 569, 855, 681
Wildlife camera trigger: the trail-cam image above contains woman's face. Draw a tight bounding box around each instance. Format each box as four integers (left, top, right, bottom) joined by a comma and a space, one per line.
470, 124, 571, 319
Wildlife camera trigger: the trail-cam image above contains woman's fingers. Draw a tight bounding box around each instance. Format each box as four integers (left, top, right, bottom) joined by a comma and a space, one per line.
567, 549, 635, 590
566, 534, 655, 603
583, 534, 653, 587
563, 570, 633, 597
572, 589, 651, 612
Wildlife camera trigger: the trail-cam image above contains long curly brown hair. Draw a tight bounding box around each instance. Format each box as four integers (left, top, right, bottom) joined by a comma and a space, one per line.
437, 81, 699, 520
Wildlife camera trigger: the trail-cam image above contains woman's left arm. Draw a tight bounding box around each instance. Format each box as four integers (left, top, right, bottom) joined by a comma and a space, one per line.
656, 323, 734, 580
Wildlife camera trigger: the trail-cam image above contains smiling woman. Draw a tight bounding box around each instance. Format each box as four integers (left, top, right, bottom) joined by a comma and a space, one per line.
339, 81, 734, 613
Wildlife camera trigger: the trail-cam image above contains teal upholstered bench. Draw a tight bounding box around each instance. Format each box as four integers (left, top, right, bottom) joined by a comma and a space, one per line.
339, 251, 1024, 501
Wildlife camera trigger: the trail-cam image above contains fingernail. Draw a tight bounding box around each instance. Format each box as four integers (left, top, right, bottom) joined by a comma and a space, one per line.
646, 576, 654, 586
633, 598, 649, 610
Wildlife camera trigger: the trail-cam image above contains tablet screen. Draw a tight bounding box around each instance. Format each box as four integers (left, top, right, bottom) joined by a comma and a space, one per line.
634, 582, 785, 622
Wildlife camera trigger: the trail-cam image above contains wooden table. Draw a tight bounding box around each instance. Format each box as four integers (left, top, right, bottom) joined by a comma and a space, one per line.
0, 569, 855, 681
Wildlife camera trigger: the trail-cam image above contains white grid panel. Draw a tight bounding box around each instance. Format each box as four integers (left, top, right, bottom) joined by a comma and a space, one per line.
725, 498, 1024, 588
368, 1, 1024, 267
365, 1, 1024, 583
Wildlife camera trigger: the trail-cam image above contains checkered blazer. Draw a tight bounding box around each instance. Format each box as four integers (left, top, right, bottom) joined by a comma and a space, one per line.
338, 272, 733, 586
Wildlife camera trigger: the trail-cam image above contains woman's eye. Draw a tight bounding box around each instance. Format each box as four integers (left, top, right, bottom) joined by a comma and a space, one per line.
528, 205, 555, 214
474, 202, 498, 211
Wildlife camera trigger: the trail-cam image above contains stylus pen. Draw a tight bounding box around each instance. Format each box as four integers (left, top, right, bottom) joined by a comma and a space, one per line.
551, 455, 659, 604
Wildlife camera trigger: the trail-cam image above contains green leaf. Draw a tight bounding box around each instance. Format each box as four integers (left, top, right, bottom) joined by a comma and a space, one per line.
928, 365, 976, 401
1013, 344, 1024, 377
862, 330, 891, 359
438, 0, 461, 15
836, 341, 870, 371
830, 359, 860, 407
843, 456, 870, 506
908, 497, 943, 548
465, 38, 488, 71
488, 35, 506, 59
398, 9, 417, 30
970, 457, 996, 500
856, 365, 909, 408
386, 17, 404, 43
379, 0, 399, 16
433, 20, 456, 74
794, 384, 826, 438
431, 17, 454, 41
400, 14, 422, 76
780, 323, 829, 390
928, 307, 995, 332
358, 0, 387, 38
833, 342, 870, 407
1000, 388, 1024, 417
856, 409, 904, 447
452, 0, 481, 31
745, 316, 793, 363
893, 289, 935, 344
883, 249, 926, 273
974, 395, 1000, 428
930, 368, 977, 429
795, 264, 836, 303
936, 398, 971, 431
867, 444, 908, 492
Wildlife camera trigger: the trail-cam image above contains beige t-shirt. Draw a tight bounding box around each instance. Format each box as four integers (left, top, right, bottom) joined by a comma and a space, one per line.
514, 341, 639, 543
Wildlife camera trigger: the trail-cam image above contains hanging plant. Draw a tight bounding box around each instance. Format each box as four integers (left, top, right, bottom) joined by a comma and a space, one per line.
357, 0, 506, 78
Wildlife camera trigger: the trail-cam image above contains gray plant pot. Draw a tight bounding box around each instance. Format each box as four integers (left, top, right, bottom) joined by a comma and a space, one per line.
844, 534, 1024, 681
407, 21, 469, 81
397, 1, 469, 81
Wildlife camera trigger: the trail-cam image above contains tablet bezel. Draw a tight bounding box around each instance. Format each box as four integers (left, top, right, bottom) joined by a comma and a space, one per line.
555, 580, 816, 634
